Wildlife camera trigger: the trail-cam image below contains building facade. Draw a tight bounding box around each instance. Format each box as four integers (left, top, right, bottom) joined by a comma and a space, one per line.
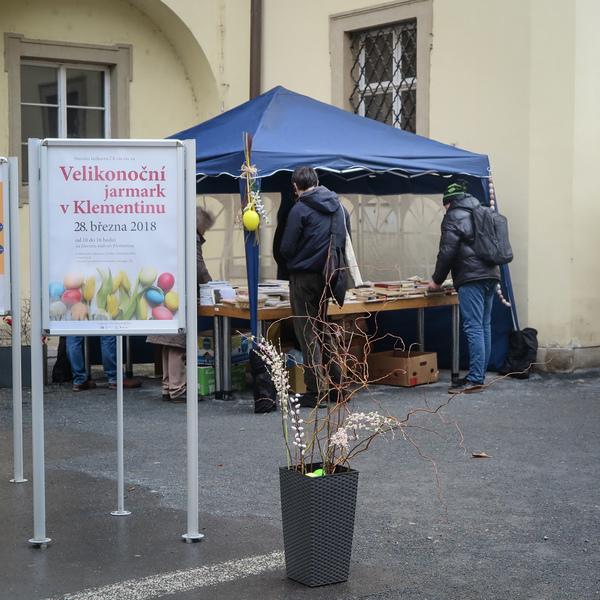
1, 0, 598, 370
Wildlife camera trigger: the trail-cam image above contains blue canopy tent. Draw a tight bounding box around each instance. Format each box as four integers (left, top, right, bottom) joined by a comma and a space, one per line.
171, 86, 517, 368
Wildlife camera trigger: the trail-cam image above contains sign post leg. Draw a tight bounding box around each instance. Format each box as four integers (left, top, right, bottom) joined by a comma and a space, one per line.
111, 335, 130, 517
28, 140, 50, 547
181, 139, 203, 543
8, 158, 26, 484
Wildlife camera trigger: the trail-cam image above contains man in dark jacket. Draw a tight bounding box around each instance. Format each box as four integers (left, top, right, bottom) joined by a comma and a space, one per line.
280, 166, 349, 408
429, 181, 500, 393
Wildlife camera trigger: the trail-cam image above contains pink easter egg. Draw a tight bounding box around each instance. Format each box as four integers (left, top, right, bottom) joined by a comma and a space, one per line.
152, 306, 173, 320
62, 289, 82, 306
157, 272, 175, 293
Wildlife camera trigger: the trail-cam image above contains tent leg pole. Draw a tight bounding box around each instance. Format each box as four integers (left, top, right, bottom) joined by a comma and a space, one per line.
417, 308, 425, 351
213, 316, 223, 399
451, 304, 460, 383
222, 316, 232, 399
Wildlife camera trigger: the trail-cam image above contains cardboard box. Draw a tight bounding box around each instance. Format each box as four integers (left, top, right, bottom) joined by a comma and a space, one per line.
197, 330, 251, 365
197, 363, 248, 396
367, 351, 438, 387
287, 364, 307, 394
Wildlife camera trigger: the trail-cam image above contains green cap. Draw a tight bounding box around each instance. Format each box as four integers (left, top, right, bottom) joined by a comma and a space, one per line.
443, 181, 467, 204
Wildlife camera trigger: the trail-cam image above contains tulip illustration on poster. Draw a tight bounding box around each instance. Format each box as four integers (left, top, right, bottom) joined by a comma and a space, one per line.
41, 142, 186, 335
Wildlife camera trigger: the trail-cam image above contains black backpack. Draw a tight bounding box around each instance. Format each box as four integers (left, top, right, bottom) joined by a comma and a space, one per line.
323, 207, 348, 307
498, 328, 538, 379
470, 204, 513, 266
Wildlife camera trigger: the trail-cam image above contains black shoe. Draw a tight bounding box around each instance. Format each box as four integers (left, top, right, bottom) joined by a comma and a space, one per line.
298, 393, 330, 409
448, 381, 484, 394
254, 398, 277, 414
73, 380, 97, 392
169, 394, 186, 403
328, 389, 348, 404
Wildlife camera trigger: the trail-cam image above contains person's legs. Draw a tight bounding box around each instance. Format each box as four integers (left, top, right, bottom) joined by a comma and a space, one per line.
66, 336, 87, 385
289, 273, 326, 396
161, 346, 170, 396
167, 347, 186, 400
458, 281, 487, 385
100, 336, 117, 385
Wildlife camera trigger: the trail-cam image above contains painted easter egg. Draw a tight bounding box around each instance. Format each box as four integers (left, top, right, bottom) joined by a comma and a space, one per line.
164, 291, 179, 312
63, 273, 84, 289
157, 272, 175, 293
49, 301, 67, 320
71, 302, 88, 321
61, 289, 82, 306
242, 209, 260, 231
152, 306, 173, 320
49, 282, 64, 300
145, 287, 165, 306
139, 267, 157, 287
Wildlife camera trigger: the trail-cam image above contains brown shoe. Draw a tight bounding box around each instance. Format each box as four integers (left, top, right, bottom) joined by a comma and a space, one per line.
123, 378, 142, 389
73, 380, 97, 392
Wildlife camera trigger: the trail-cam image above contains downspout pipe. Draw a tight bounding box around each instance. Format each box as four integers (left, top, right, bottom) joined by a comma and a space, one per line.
250, 0, 262, 98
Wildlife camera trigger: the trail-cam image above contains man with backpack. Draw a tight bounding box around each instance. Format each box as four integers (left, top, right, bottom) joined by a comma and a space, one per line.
280, 166, 350, 408
429, 180, 507, 393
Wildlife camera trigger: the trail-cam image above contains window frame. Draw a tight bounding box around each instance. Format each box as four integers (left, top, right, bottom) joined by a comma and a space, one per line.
20, 61, 112, 178
4, 33, 132, 201
330, 0, 432, 136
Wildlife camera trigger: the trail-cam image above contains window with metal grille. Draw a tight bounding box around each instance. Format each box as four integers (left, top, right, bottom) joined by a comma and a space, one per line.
349, 20, 417, 132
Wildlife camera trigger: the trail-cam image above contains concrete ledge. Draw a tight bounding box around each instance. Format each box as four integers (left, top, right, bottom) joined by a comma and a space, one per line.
537, 346, 600, 372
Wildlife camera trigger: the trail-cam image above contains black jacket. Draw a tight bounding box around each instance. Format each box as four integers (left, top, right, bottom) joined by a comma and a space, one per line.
432, 193, 500, 288
280, 186, 350, 274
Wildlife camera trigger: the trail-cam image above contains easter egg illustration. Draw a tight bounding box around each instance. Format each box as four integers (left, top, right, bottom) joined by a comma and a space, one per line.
63, 273, 84, 289
152, 306, 173, 320
49, 282, 64, 300
145, 287, 165, 306
164, 291, 179, 312
49, 301, 67, 320
242, 209, 260, 231
139, 267, 157, 287
71, 302, 88, 321
61, 289, 82, 306
157, 272, 175, 293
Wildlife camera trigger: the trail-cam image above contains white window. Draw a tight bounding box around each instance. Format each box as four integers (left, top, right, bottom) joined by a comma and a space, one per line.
20, 62, 110, 182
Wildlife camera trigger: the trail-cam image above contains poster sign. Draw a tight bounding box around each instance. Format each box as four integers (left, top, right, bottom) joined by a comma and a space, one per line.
40, 140, 186, 335
0, 161, 10, 316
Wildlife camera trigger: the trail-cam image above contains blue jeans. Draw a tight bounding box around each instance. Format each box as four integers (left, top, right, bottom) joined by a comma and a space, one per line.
66, 336, 117, 385
458, 279, 496, 384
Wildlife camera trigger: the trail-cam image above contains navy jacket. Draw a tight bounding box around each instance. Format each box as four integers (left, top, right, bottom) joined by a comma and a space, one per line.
280, 186, 350, 274
432, 193, 500, 288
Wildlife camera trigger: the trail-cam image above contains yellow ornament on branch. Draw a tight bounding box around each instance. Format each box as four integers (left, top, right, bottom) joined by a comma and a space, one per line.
242, 208, 260, 231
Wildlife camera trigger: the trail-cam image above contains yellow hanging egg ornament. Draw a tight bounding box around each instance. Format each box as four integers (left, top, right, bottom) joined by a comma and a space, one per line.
242, 208, 260, 231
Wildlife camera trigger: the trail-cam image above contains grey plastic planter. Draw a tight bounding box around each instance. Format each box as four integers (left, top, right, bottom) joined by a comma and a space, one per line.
279, 464, 359, 587
0, 346, 32, 387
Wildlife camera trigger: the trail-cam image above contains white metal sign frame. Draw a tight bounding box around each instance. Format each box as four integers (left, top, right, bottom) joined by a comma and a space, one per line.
28, 138, 201, 546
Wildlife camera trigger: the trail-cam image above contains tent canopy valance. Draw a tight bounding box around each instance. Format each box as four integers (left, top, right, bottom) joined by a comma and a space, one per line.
172, 86, 491, 197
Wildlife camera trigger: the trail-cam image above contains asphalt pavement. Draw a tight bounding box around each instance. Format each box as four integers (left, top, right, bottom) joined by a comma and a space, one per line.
0, 370, 598, 600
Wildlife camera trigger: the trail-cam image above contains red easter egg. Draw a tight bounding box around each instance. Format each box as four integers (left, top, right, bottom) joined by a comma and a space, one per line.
157, 272, 175, 293
152, 306, 173, 320
62, 289, 82, 306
